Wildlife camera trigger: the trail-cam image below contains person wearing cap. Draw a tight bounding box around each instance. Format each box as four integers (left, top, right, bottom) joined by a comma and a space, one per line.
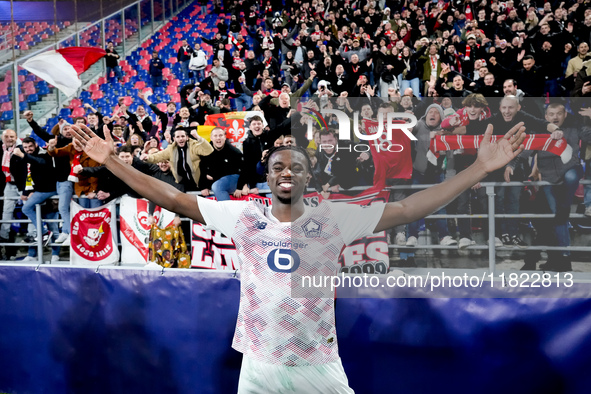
313, 80, 335, 98
280, 82, 291, 92
272, 70, 314, 104
193, 90, 220, 124
462, 33, 485, 80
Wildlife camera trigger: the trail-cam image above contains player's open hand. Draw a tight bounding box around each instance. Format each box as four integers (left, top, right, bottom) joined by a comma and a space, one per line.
71, 124, 116, 165
476, 122, 525, 174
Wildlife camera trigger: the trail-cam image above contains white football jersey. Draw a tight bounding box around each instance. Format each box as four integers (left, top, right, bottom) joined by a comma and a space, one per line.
197, 196, 384, 366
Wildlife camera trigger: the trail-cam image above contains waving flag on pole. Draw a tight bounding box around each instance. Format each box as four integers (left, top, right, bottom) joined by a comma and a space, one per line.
22, 47, 106, 96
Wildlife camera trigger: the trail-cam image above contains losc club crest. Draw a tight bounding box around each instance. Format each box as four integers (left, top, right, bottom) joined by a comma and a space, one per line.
301, 218, 323, 238
71, 207, 114, 262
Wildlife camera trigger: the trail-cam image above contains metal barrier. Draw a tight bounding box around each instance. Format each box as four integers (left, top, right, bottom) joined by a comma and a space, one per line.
0, 180, 589, 272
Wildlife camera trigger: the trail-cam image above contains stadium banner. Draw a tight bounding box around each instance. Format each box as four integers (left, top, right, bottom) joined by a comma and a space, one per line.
69, 201, 119, 265
190, 191, 389, 271
119, 196, 176, 264
148, 224, 191, 268
323, 189, 390, 273
1, 266, 591, 394
203, 111, 267, 151
190, 194, 271, 270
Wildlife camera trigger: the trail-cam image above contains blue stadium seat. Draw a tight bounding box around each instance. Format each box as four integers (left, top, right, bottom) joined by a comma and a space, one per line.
46, 117, 58, 130
59, 108, 71, 118
0, 111, 13, 121
37, 85, 50, 95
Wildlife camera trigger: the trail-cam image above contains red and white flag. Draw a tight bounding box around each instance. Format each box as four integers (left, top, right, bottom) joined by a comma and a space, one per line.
22, 47, 106, 96
70, 201, 119, 265
120, 196, 176, 264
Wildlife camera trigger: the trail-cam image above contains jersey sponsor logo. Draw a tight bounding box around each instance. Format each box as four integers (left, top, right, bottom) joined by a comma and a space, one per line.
267, 248, 301, 273
301, 218, 323, 238
261, 240, 308, 249
253, 220, 268, 230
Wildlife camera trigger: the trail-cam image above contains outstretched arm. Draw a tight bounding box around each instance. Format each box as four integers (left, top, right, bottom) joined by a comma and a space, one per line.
374, 123, 526, 232
71, 124, 206, 224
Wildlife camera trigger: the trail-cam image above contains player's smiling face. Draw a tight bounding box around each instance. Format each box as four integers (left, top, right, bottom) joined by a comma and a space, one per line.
267, 150, 310, 205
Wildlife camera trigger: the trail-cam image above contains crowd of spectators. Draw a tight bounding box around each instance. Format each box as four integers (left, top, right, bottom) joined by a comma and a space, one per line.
2, 0, 591, 271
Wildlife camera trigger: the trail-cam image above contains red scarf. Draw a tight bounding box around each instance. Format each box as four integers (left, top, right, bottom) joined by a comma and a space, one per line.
69, 151, 82, 182
465, 43, 479, 61
428, 134, 573, 165
264, 56, 273, 68
2, 144, 14, 183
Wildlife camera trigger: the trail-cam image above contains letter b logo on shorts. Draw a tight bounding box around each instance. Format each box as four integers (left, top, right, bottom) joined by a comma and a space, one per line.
267, 249, 300, 273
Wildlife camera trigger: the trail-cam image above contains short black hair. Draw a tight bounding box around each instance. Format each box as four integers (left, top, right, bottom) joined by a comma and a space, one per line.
118, 145, 133, 154
22, 137, 36, 145
265, 145, 313, 175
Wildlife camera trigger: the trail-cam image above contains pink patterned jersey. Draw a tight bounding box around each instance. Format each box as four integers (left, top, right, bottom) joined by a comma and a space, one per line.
197, 196, 385, 366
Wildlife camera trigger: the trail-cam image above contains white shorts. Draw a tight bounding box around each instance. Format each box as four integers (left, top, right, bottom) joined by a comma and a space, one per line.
237, 355, 354, 394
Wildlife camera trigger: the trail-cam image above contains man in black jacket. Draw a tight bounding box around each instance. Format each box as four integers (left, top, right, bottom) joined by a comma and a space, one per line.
199, 127, 243, 201
24, 111, 73, 245
105, 41, 122, 81
13, 137, 57, 245
149, 51, 165, 87
313, 129, 360, 196
237, 115, 276, 196
177, 40, 194, 80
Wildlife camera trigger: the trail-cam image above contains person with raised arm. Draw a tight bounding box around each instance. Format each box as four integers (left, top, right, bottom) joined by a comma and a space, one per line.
70, 121, 525, 393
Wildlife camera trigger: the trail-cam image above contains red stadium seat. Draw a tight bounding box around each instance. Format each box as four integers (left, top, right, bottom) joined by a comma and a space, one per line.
89, 83, 99, 92
68, 98, 82, 109
91, 90, 103, 100
0, 102, 12, 112
134, 81, 146, 89
166, 85, 177, 94
97, 77, 107, 85
71, 107, 85, 118
156, 103, 167, 112
138, 59, 149, 69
